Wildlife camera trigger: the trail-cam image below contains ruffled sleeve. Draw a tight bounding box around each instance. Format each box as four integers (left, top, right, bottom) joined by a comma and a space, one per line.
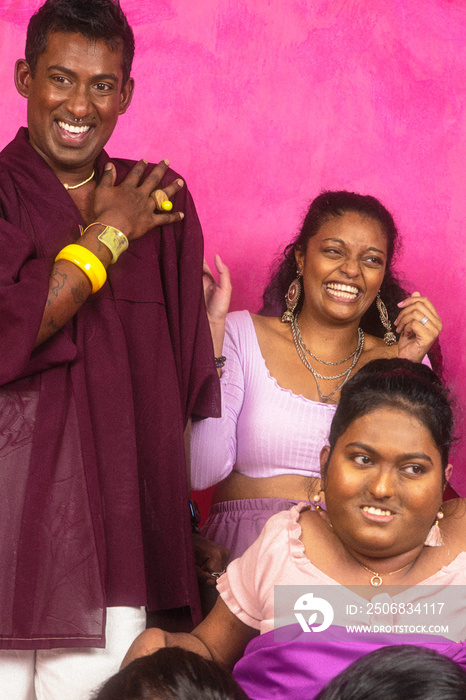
216, 504, 307, 630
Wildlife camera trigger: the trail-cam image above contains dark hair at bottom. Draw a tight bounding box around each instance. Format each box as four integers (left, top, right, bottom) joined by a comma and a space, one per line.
314, 645, 466, 700
93, 647, 250, 700
323, 358, 454, 474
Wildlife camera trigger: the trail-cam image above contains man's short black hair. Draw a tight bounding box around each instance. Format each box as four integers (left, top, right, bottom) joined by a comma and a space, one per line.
25, 0, 135, 86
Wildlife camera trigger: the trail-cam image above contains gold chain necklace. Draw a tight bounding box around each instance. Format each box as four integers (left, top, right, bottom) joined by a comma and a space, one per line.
357, 560, 415, 587
63, 169, 95, 191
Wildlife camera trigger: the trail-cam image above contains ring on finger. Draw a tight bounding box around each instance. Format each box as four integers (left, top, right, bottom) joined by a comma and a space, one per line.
210, 569, 226, 580
151, 189, 173, 211
420, 315, 429, 325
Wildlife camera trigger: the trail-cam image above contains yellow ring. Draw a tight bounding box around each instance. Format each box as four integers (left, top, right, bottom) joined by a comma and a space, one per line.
152, 189, 173, 211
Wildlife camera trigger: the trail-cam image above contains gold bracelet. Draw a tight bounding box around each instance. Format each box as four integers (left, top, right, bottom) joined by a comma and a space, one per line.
55, 244, 107, 294
84, 222, 129, 264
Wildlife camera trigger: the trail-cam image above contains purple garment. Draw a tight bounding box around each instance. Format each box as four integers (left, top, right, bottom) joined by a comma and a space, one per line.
190, 310, 336, 490
0, 128, 220, 649
202, 499, 314, 562
233, 626, 466, 700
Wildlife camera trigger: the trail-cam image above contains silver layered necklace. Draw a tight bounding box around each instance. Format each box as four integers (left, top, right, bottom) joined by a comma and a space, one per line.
291, 316, 364, 402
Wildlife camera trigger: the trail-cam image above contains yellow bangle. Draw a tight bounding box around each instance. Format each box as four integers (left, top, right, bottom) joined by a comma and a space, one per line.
55, 244, 107, 294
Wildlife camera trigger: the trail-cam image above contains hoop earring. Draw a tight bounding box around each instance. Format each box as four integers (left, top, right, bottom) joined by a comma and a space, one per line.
424, 509, 444, 547
281, 270, 302, 323
376, 293, 397, 346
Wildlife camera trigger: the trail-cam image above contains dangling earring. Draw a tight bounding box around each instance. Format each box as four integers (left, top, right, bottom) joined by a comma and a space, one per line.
376, 293, 397, 346
313, 489, 325, 511
281, 269, 302, 323
424, 509, 444, 547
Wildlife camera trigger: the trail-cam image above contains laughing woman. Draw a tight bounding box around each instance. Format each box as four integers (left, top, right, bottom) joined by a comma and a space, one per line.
123, 359, 466, 699
192, 192, 442, 562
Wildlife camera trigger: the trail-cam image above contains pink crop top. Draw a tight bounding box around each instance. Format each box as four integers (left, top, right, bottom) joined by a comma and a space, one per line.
190, 310, 337, 490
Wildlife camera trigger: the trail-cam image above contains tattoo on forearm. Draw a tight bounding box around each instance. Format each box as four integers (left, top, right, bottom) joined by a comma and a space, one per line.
71, 281, 88, 304
47, 317, 60, 333
50, 266, 67, 298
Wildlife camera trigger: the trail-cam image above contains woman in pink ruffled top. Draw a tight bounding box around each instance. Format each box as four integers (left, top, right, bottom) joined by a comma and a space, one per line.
124, 359, 466, 700
191, 192, 442, 564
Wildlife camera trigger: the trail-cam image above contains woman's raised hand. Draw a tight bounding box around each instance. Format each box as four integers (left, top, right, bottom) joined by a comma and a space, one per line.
203, 255, 231, 357
395, 292, 442, 362
203, 255, 231, 323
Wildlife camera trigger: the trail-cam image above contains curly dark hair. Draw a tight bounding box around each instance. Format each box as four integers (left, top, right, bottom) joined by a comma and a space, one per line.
25, 0, 135, 87
260, 191, 442, 372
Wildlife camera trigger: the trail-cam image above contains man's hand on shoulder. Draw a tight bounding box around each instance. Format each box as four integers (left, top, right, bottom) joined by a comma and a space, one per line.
94, 158, 185, 240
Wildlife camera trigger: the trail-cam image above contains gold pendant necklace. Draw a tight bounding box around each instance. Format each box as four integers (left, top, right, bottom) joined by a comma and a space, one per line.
358, 560, 414, 587
63, 169, 95, 191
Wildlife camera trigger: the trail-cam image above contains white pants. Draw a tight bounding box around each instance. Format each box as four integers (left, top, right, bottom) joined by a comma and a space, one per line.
0, 606, 146, 700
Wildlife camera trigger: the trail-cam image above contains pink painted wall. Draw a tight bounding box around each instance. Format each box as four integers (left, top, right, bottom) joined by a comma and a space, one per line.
1, 0, 465, 491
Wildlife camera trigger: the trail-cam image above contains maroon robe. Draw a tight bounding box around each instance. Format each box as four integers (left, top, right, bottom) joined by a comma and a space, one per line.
0, 128, 220, 650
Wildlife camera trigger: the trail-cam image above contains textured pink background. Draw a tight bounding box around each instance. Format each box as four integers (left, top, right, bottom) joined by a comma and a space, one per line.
1, 0, 465, 490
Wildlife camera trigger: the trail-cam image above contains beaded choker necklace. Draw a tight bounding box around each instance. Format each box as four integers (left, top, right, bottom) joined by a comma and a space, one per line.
290, 316, 364, 403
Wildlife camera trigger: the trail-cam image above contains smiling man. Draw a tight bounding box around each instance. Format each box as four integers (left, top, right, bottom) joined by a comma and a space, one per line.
0, 1, 221, 698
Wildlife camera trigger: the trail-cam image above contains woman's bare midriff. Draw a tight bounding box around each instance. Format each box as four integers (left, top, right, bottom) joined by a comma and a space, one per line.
211, 470, 321, 504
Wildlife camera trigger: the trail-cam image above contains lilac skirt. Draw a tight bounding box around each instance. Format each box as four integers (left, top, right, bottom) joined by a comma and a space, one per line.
202, 498, 313, 563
